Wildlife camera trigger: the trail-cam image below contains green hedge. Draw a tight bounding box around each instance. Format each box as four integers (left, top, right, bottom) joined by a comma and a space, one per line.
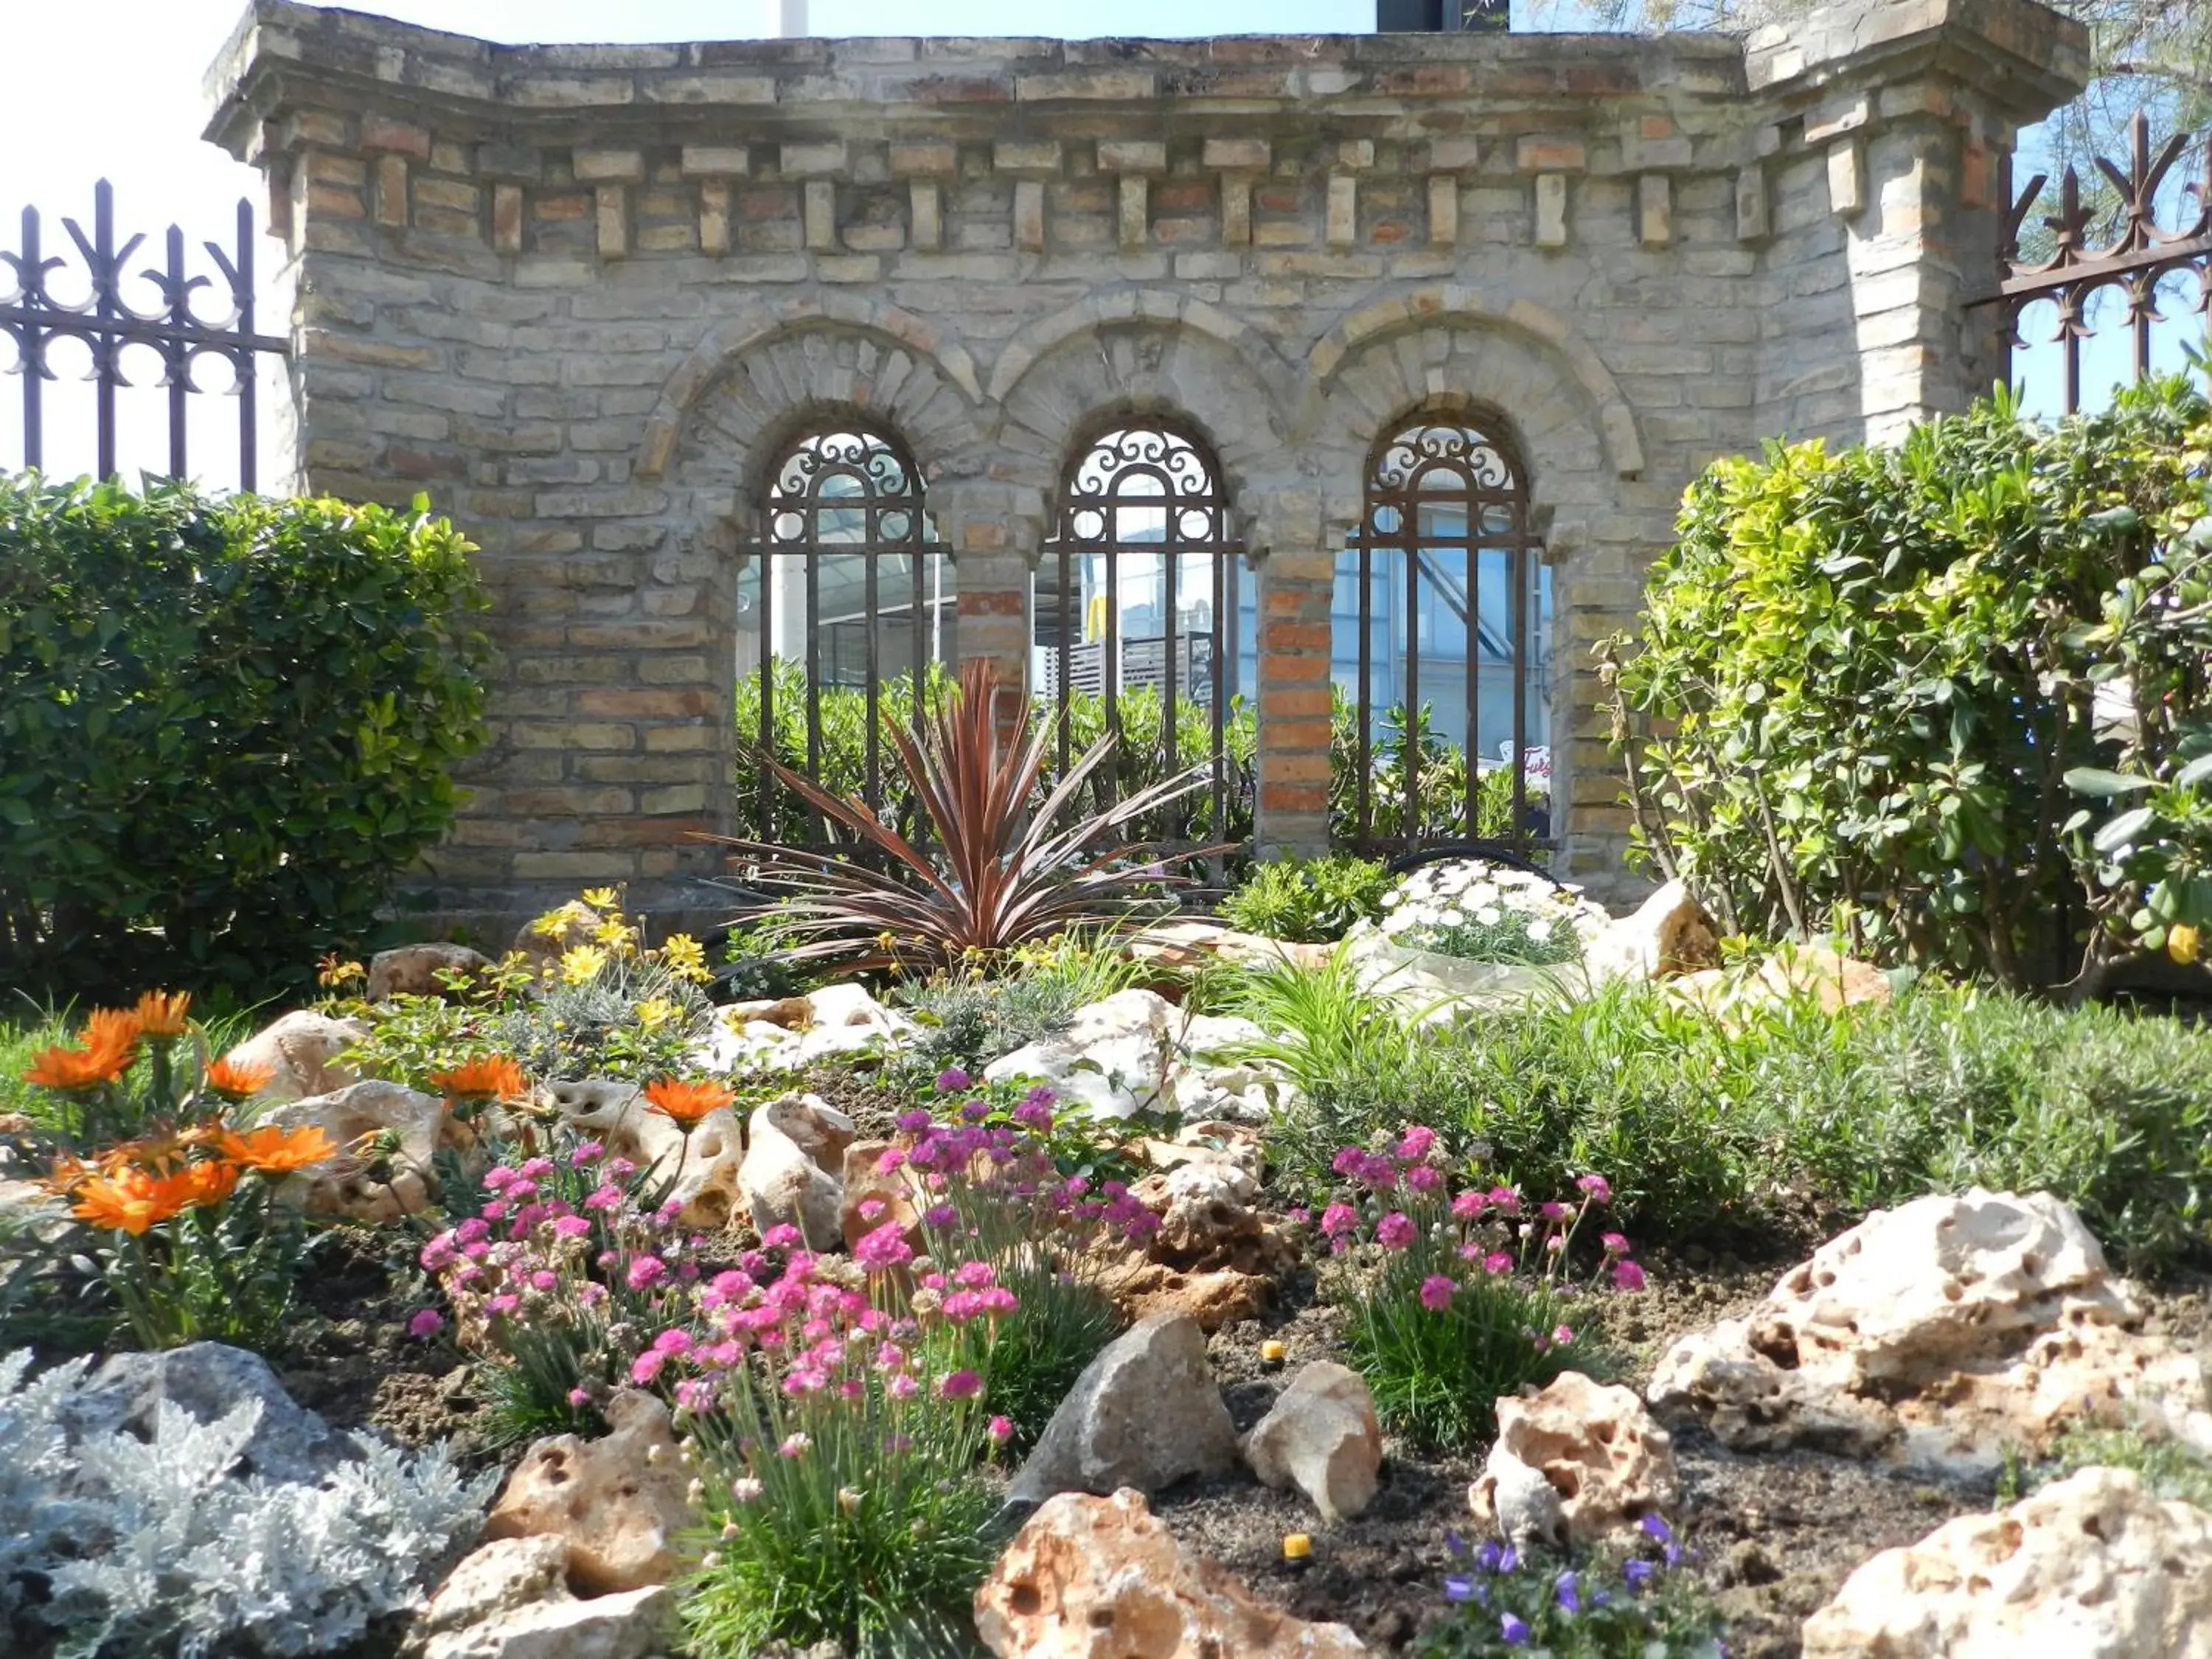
0, 476, 490, 999
1607, 379, 2212, 995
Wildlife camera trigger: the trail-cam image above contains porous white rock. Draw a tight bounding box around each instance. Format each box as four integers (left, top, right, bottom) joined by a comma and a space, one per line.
220, 1009, 368, 1105
1470, 1371, 1678, 1548
1581, 880, 1720, 983
262, 1079, 453, 1222
737, 1092, 852, 1251
974, 1488, 1365, 1659
1242, 1362, 1382, 1523
548, 1079, 745, 1231
986, 991, 1283, 1123
1009, 1310, 1240, 1504
482, 1391, 694, 1596
367, 942, 493, 1001
1801, 1467, 2212, 1658
1647, 1189, 2212, 1470
411, 1536, 675, 1659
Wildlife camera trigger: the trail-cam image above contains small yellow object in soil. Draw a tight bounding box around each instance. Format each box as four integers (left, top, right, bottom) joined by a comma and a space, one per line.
1260, 1340, 1288, 1364
2169, 922, 2202, 966
1282, 1533, 1312, 1562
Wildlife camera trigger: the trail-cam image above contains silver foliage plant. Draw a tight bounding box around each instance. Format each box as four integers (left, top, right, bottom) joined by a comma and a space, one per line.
1, 1349, 497, 1659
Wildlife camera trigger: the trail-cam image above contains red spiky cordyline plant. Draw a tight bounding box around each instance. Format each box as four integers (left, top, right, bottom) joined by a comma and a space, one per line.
716, 661, 1220, 973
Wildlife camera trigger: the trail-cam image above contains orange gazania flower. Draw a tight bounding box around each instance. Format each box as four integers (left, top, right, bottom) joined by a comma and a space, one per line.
82, 1007, 145, 1057
133, 990, 192, 1038
69, 1166, 194, 1234
181, 1158, 241, 1208
203, 1057, 276, 1102
643, 1077, 734, 1127
428, 1056, 529, 1102
215, 1122, 338, 1175
24, 1034, 134, 1092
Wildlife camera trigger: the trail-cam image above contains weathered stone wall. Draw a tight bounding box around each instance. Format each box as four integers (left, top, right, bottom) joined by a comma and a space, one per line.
204, 0, 2084, 935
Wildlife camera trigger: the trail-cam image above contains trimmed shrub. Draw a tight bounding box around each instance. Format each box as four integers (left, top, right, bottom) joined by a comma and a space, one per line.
0, 476, 489, 1000
1607, 378, 2212, 996
1217, 852, 1392, 943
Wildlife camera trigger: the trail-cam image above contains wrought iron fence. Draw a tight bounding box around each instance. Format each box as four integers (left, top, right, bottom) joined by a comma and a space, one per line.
1, 181, 286, 489
1986, 113, 2212, 416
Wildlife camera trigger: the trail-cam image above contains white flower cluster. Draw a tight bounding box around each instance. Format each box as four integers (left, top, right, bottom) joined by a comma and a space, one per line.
1374, 858, 1611, 966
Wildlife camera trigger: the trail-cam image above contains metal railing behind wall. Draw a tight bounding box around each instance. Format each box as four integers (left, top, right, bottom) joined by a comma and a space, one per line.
1986, 114, 2212, 416
1, 181, 287, 490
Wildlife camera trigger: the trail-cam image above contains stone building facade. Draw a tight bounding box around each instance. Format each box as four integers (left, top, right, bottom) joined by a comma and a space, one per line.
206, 0, 2085, 932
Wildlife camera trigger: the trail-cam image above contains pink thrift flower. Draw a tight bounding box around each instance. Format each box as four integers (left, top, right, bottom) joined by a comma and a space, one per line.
406, 1307, 445, 1340
1406, 1166, 1444, 1193
582, 1184, 622, 1212
627, 1255, 669, 1291
630, 1350, 667, 1385
569, 1140, 605, 1166
937, 1369, 983, 1400
1396, 1124, 1437, 1163
1576, 1173, 1613, 1205
486, 1293, 520, 1317
1332, 1147, 1365, 1177
1484, 1251, 1514, 1276
652, 1328, 694, 1354
1613, 1259, 1647, 1292
1376, 1211, 1416, 1250
481, 1166, 518, 1192
1419, 1274, 1455, 1311
1320, 1203, 1357, 1237
1601, 1231, 1630, 1255
779, 1433, 810, 1458
855, 1222, 915, 1272
605, 1157, 637, 1180
858, 1197, 886, 1222
952, 1260, 995, 1289
761, 1223, 803, 1251
529, 1270, 558, 1292
1552, 1325, 1575, 1346
987, 1416, 1014, 1442
888, 1373, 919, 1399
552, 1214, 591, 1239
1451, 1191, 1489, 1220
567, 1387, 591, 1408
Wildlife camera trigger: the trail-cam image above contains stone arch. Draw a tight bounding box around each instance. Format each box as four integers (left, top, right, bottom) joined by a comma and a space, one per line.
638, 296, 987, 499
988, 307, 1298, 557
1300, 289, 1644, 483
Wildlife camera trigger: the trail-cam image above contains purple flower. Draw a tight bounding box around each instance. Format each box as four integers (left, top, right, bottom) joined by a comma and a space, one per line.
406, 1307, 445, 1340
1443, 1574, 1475, 1604
922, 1203, 959, 1228
1576, 1172, 1613, 1205
1641, 1513, 1673, 1544
1554, 1571, 1580, 1615
1540, 1200, 1572, 1222
1375, 1211, 1415, 1250
897, 1110, 934, 1134
1613, 1259, 1647, 1292
1406, 1166, 1443, 1193
1332, 1147, 1365, 1177
1419, 1274, 1455, 1312
934, 1067, 972, 1093
1500, 1613, 1531, 1646
1623, 1558, 1657, 1587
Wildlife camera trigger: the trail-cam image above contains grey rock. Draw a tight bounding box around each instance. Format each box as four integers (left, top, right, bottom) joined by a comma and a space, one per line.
1242, 1361, 1382, 1523
1009, 1310, 1239, 1503
60, 1342, 355, 1484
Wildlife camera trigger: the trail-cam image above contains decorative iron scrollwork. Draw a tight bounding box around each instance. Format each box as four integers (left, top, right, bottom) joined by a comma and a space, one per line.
1982, 113, 2212, 413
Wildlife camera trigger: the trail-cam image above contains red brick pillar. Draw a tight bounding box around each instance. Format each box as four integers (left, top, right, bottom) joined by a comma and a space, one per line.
1254, 547, 1337, 858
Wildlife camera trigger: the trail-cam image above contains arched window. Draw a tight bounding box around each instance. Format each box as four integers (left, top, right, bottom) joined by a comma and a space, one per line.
1334, 416, 1552, 850
739, 424, 953, 842
1034, 422, 1248, 865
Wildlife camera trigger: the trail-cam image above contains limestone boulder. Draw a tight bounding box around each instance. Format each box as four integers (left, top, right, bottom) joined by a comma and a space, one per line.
221, 1009, 368, 1105
1101, 1262, 1272, 1335
975, 1488, 1365, 1659
1801, 1467, 2212, 1659
1140, 1120, 1265, 1183
1242, 1362, 1382, 1523
1582, 880, 1721, 983
839, 1138, 925, 1253
1470, 1371, 1679, 1549
547, 1079, 745, 1232
59, 1341, 353, 1485
1647, 1189, 2212, 1470
262, 1079, 452, 1222
482, 1390, 694, 1596
368, 942, 494, 1001
1009, 1310, 1241, 1504
698, 980, 914, 1071
1133, 1161, 1261, 1256
512, 902, 600, 972
410, 1536, 675, 1659
737, 1092, 852, 1251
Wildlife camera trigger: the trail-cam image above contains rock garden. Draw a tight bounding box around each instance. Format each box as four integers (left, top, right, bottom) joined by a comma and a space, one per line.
4, 389, 2212, 1659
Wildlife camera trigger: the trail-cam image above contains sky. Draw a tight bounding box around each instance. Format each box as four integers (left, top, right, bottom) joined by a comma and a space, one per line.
0, 0, 2188, 487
